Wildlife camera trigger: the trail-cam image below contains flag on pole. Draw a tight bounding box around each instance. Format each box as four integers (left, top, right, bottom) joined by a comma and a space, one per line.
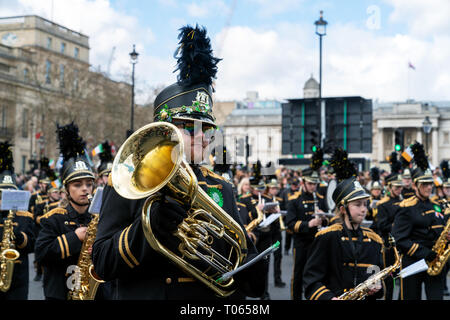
51, 179, 62, 189
408, 61, 416, 70
92, 144, 104, 157
48, 158, 55, 169
401, 146, 414, 162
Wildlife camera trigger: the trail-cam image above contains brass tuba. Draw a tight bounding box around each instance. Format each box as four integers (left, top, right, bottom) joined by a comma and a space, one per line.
111, 122, 247, 297
0, 210, 20, 292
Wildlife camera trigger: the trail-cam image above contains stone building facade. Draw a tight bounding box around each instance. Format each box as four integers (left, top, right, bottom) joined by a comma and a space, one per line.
0, 15, 150, 173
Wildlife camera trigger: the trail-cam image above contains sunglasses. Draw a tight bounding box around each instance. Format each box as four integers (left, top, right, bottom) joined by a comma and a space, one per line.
174, 121, 216, 136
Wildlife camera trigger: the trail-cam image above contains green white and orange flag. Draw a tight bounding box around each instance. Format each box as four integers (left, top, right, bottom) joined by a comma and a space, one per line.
401, 146, 414, 162
92, 144, 104, 157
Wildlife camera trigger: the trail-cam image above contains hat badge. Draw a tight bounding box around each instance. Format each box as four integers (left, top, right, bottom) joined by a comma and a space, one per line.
2, 175, 13, 184
192, 91, 210, 111
74, 161, 88, 171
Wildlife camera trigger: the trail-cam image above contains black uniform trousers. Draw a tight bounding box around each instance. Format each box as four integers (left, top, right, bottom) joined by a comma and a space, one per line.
255, 228, 272, 298
291, 240, 312, 300
400, 256, 445, 300
271, 226, 282, 283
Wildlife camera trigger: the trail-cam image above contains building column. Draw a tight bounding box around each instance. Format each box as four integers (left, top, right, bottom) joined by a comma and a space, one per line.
377, 128, 384, 163
416, 129, 422, 144
432, 128, 438, 167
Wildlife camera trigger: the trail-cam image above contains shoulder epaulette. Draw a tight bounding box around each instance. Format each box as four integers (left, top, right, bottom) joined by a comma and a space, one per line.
16, 211, 34, 219
107, 173, 113, 186
315, 192, 324, 199
399, 196, 418, 208
200, 166, 229, 184
430, 198, 440, 205
38, 207, 67, 224
315, 223, 343, 237
240, 193, 252, 199
376, 196, 390, 206
362, 227, 384, 245
288, 191, 302, 201
275, 196, 283, 202
237, 202, 246, 208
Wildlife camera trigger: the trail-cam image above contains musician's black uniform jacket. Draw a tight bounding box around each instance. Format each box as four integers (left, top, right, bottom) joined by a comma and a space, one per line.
286, 190, 328, 246
303, 223, 384, 300
33, 198, 60, 239
35, 204, 91, 300
402, 187, 415, 200
28, 191, 48, 216
391, 196, 445, 267
376, 195, 402, 245
92, 166, 265, 300
0, 210, 35, 300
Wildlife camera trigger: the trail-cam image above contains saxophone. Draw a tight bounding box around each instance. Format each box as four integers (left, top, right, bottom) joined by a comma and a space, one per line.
339, 235, 401, 300
245, 193, 265, 233
427, 201, 450, 276
67, 212, 105, 300
0, 210, 20, 292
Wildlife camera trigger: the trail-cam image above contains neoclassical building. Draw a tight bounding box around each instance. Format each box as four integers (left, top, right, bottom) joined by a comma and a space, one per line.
372, 100, 450, 167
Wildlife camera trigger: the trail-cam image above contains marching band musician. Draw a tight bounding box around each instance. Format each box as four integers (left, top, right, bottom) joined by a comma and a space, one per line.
375, 169, 403, 300
401, 168, 415, 200
92, 25, 264, 300
262, 177, 286, 290
286, 146, 328, 300
392, 142, 450, 300
303, 148, 384, 300
32, 162, 60, 282
0, 142, 35, 300
35, 122, 96, 300
365, 167, 383, 233
95, 141, 114, 188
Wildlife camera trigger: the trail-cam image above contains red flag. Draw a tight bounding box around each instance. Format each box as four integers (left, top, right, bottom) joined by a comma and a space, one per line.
408, 62, 415, 70
35, 132, 42, 139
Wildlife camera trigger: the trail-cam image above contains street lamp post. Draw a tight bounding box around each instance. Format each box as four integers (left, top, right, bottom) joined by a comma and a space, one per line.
422, 116, 432, 155
314, 11, 328, 148
127, 44, 139, 138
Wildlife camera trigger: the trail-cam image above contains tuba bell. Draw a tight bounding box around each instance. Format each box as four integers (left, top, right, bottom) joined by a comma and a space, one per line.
111, 122, 247, 297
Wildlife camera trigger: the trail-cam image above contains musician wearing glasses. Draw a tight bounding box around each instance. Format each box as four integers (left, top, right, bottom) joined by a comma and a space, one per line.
303, 148, 384, 300
0, 142, 35, 300
35, 123, 96, 300
92, 25, 264, 300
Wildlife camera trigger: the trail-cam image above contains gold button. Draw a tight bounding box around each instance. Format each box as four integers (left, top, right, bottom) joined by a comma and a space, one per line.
165, 277, 172, 285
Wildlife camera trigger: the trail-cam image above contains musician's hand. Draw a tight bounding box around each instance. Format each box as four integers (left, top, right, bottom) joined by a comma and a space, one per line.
247, 231, 257, 243
75, 227, 88, 241
308, 217, 322, 228
150, 196, 188, 234
256, 203, 264, 212
367, 283, 382, 296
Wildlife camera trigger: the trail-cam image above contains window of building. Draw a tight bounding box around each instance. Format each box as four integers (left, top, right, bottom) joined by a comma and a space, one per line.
59, 64, 65, 87
74, 47, 79, 58
21, 109, 28, 138
1, 106, 6, 128
45, 60, 51, 84
60, 42, 66, 54
21, 155, 26, 174
444, 131, 449, 145
47, 37, 52, 49
73, 69, 79, 91
0, 63, 10, 73
23, 68, 29, 82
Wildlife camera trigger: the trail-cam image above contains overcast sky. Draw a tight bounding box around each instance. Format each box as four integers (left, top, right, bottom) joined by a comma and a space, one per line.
2, 0, 450, 105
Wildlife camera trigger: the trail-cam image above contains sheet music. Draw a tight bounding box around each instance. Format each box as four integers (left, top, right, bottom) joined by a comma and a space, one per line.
88, 187, 104, 214
259, 213, 282, 228
0, 190, 31, 211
